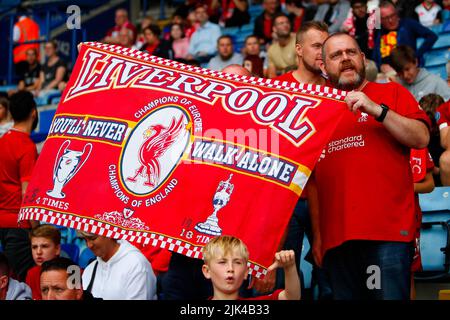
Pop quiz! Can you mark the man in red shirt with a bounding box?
[436,101,450,185]
[256,21,330,297]
[103,8,137,45]
[308,32,430,299]
[0,91,39,281]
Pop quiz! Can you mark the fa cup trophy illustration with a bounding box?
[195,174,234,236]
[47,140,92,199]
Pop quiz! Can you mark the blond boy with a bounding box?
[202,235,301,300]
[26,225,61,299]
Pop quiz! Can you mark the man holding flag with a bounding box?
[309,32,430,300]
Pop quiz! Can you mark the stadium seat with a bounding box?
[419,187,450,213]
[426,64,448,80]
[424,49,449,67]
[416,187,450,279]
[222,26,239,35]
[419,221,450,273]
[240,23,254,34]
[61,243,80,264]
[0,0,20,7]
[417,33,450,50]
[248,4,263,17]
[31,105,57,143]
[300,235,313,289]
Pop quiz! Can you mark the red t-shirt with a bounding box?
[263,17,273,42]
[25,265,41,300]
[314,81,431,258]
[410,148,434,272]
[0,129,37,228]
[274,71,296,83]
[436,101,450,129]
[106,21,137,43]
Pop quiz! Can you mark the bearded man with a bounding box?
[307,32,430,300]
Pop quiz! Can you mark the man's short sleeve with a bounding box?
[19,143,37,183]
[394,83,431,128]
[436,101,450,129]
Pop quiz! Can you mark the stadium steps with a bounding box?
[424,49,450,67]
[416,24,450,80]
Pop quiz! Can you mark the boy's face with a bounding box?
[202,248,249,296]
[399,61,419,84]
[31,237,60,266]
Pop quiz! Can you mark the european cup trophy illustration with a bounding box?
[47,140,92,199]
[195,174,234,236]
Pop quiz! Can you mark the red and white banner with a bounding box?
[20,42,347,277]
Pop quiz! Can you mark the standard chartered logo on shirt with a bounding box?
[327,134,365,155]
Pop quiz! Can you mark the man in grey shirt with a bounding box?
[208,35,243,71]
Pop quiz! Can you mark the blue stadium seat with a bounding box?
[222,26,239,36]
[60,243,80,264]
[300,235,313,289]
[0,0,20,7]
[417,187,450,279]
[249,4,263,16]
[240,23,254,34]
[424,49,449,67]
[426,64,448,80]
[430,23,444,34]
[417,32,450,49]
[31,105,57,143]
[419,187,450,213]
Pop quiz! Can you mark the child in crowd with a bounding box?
[409,147,435,299]
[419,94,446,185]
[202,235,301,300]
[25,225,61,300]
[0,97,13,137]
[415,0,442,28]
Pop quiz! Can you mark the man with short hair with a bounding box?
[242,35,267,77]
[389,45,450,102]
[0,252,32,300]
[25,224,61,299]
[17,48,41,92]
[270,21,330,299]
[276,21,329,85]
[104,8,137,45]
[186,5,222,64]
[310,32,430,299]
[341,0,376,58]
[208,35,243,71]
[40,257,99,300]
[267,14,297,78]
[373,0,437,70]
[253,0,282,45]
[0,91,39,282]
